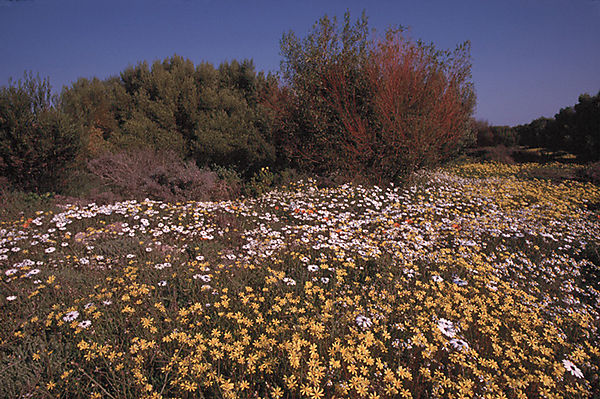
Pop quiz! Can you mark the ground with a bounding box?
[1,160,599,398]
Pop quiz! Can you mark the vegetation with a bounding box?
[516,91,600,161]
[60,56,275,174]
[0,72,80,192]
[472,91,600,163]
[471,120,518,148]
[1,161,599,398]
[1,11,478,196]
[1,11,600,398]
[267,12,475,181]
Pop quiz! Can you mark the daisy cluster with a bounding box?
[1,161,599,398]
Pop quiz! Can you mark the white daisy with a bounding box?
[44,247,56,254]
[438,318,457,338]
[283,277,296,286]
[6,295,17,301]
[562,359,584,378]
[449,338,469,351]
[193,274,211,282]
[78,320,92,329]
[356,315,372,329]
[63,311,80,322]
[25,269,41,277]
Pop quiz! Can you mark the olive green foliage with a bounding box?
[61,55,275,174]
[60,77,119,157]
[3,13,480,195]
[0,73,80,192]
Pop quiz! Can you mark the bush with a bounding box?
[60,56,276,174]
[60,77,118,158]
[0,188,56,220]
[85,149,239,202]
[244,166,275,197]
[481,145,515,164]
[268,12,475,182]
[0,73,80,192]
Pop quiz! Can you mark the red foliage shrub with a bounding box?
[322,32,475,180]
[264,14,476,182]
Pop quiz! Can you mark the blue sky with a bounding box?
[1,0,599,126]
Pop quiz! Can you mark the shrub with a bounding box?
[86,149,238,202]
[270,12,475,182]
[272,12,372,175]
[60,56,276,174]
[0,73,80,192]
[481,145,515,164]
[244,166,275,197]
[0,188,56,220]
[60,77,118,158]
[361,30,475,177]
[473,120,518,148]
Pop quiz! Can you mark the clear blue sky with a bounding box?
[1,0,599,126]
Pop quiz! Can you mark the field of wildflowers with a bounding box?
[1,161,599,398]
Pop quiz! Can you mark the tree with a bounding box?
[271,11,476,181]
[60,55,276,173]
[0,72,80,191]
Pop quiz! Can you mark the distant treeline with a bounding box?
[0,11,486,198]
[473,92,600,160]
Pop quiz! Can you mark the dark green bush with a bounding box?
[60,56,276,175]
[0,188,56,220]
[472,119,518,147]
[0,72,80,192]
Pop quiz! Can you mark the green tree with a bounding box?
[0,72,80,192]
[191,60,275,173]
[60,55,276,174]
